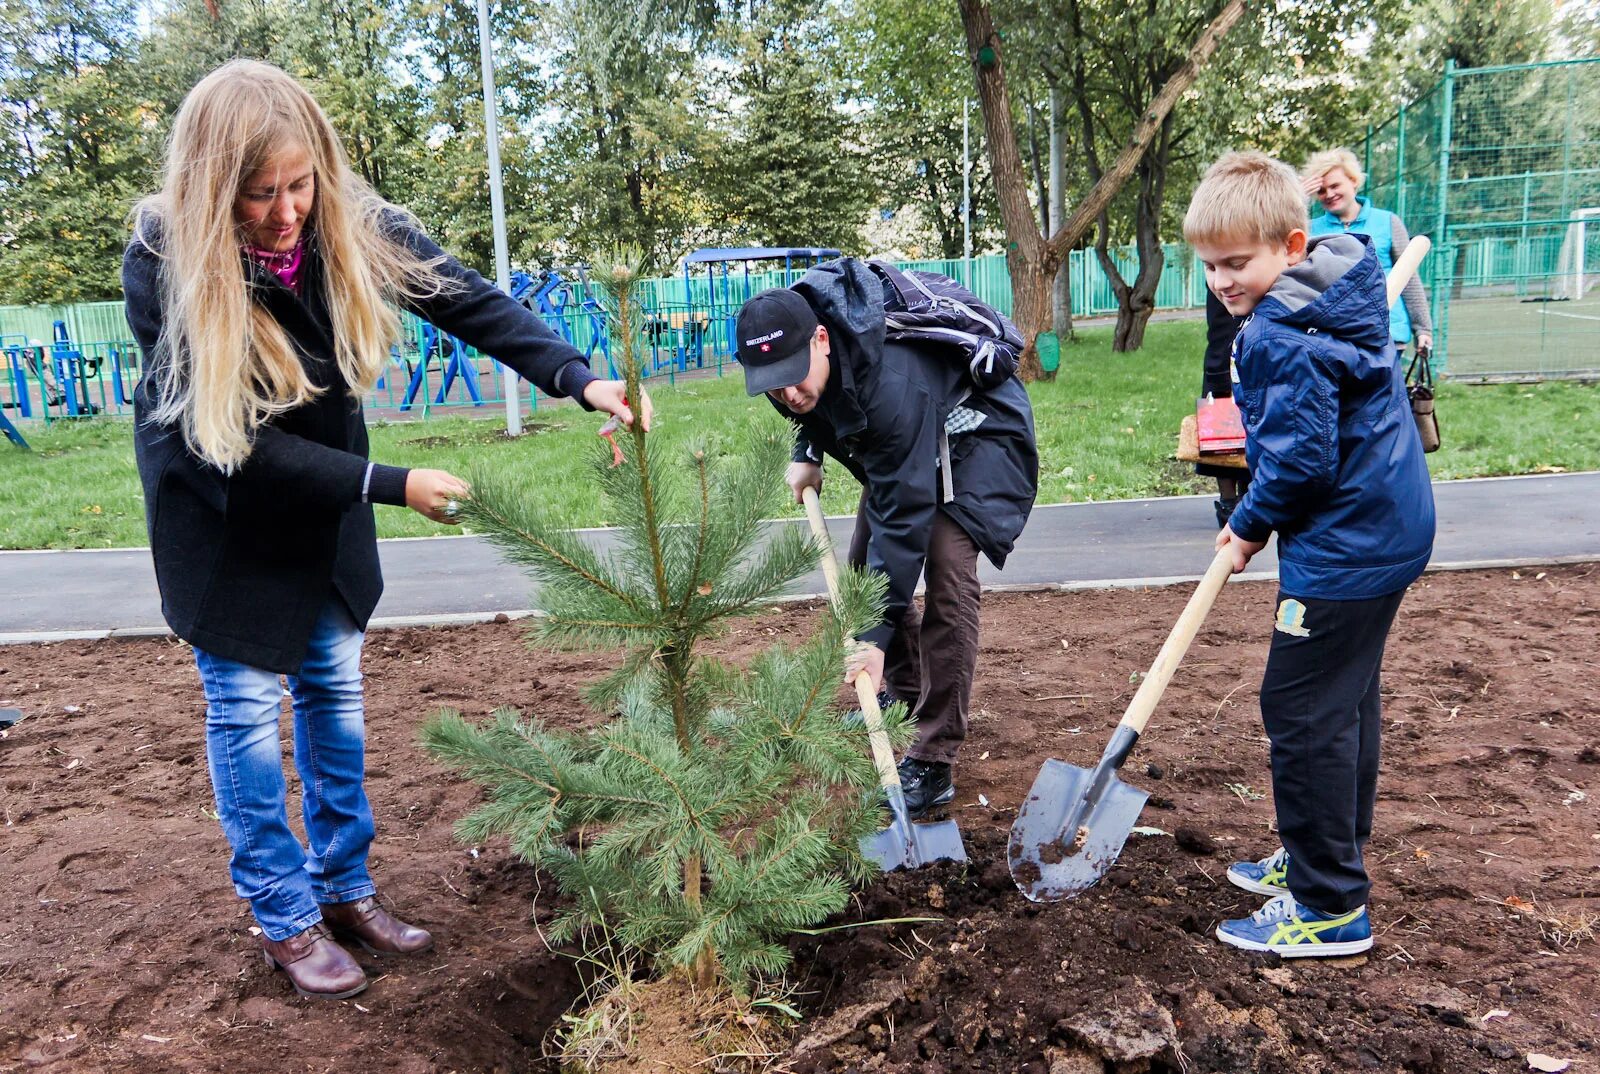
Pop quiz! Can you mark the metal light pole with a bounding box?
[962,98,972,289]
[475,0,520,436]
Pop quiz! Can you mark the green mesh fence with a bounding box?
[0,246,1212,423]
[1363,57,1600,379]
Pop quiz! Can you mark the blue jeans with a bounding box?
[193,600,376,940]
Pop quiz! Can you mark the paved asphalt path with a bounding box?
[3,472,1596,639]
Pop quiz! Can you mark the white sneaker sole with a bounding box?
[1214,927,1373,958]
[1226,869,1287,898]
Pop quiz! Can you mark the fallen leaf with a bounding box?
[1527,1054,1570,1072]
[697,582,713,596]
[1505,895,1536,912]
[977,794,990,807]
[64,758,81,770]
[1480,1009,1511,1026]
[978,751,990,760]
[1130,826,1171,837]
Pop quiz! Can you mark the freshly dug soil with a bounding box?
[2,564,1596,1073]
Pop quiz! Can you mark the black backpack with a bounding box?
[867,260,1023,392]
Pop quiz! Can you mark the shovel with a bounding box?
[1009,546,1235,901]
[1009,238,1435,903]
[801,487,967,871]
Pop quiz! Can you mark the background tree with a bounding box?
[706,0,870,252]
[423,263,901,987]
[0,0,152,303]
[957,0,1248,379]
[844,0,1002,259]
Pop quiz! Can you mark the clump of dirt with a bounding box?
[552,975,785,1074]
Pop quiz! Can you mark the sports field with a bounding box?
[1443,286,1600,380]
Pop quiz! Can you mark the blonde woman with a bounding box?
[123,60,650,1000]
[1301,147,1433,357]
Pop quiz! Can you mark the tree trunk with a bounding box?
[958,0,1056,380]
[959,0,1247,380]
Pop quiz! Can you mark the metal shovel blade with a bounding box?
[1008,758,1149,902]
[859,787,968,872]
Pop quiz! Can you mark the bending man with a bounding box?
[735,259,1038,816]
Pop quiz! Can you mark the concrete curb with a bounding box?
[2,552,1589,648]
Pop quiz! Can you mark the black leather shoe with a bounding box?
[1214,496,1240,528]
[841,689,898,730]
[897,757,955,817]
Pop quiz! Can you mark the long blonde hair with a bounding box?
[134,60,454,471]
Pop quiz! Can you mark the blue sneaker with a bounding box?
[1216,894,1373,957]
[1227,846,1289,897]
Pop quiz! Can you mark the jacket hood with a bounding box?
[1258,233,1390,352]
[791,258,888,383]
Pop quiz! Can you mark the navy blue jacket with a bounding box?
[772,258,1038,648]
[124,214,596,673]
[1227,233,1435,599]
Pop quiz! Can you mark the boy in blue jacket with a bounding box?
[1183,151,1436,957]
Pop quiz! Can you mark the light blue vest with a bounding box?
[1309,196,1410,344]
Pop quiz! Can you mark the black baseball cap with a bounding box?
[735,288,820,396]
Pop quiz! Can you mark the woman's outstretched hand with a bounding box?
[583,381,653,432]
[406,468,470,524]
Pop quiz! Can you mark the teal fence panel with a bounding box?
[0,244,1221,424]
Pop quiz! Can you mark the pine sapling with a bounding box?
[423,253,909,988]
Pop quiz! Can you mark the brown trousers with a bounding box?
[848,492,981,766]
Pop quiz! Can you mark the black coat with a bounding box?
[773,259,1038,649]
[123,217,596,673]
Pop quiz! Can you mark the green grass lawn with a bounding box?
[4,319,1598,550]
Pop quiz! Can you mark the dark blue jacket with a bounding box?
[1227,234,1435,599]
[772,258,1038,649]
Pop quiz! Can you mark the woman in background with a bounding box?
[1301,147,1434,360]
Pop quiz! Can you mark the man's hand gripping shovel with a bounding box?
[801,488,967,872]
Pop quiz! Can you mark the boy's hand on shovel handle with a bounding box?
[845,641,885,694]
[1216,524,1267,574]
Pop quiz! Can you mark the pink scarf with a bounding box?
[246,239,306,295]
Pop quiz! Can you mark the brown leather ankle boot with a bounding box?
[261,922,368,1000]
[319,895,433,955]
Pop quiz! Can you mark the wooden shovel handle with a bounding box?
[802,487,903,790]
[1387,234,1430,307]
[1118,546,1235,737]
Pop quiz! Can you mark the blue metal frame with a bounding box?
[0,407,27,449]
[680,247,841,364]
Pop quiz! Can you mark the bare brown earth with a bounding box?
[1,564,1596,1073]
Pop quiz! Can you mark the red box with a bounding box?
[1196,395,1246,454]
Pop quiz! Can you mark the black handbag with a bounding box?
[1406,346,1441,453]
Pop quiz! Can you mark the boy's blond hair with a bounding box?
[1183,151,1309,247]
[1301,147,1364,189]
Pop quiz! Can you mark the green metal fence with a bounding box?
[0,246,1213,424]
[1362,56,1600,379]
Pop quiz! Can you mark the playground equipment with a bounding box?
[512,267,616,377]
[1,323,140,421]
[396,320,485,412]
[680,247,841,365]
[0,409,27,449]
